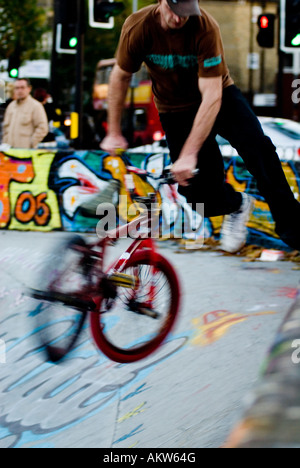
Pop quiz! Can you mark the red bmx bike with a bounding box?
[29,163,195,364]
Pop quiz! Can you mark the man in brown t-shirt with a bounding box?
[101,0,300,252]
[116,3,233,113]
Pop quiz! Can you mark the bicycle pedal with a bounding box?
[128,300,160,319]
[136,307,161,320]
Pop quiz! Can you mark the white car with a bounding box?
[216,117,300,161]
[131,117,300,161]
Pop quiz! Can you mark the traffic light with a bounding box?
[55,0,77,24]
[257,14,275,48]
[8,52,21,79]
[55,0,78,54]
[280,0,300,52]
[89,0,125,29]
[56,23,78,54]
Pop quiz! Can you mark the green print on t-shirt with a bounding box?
[146,54,198,70]
[203,55,222,68]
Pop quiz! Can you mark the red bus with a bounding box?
[93,58,164,147]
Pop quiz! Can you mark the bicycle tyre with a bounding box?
[90,250,181,363]
[31,235,89,363]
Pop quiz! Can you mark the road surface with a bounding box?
[0,231,299,448]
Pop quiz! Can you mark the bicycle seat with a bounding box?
[132,193,157,208]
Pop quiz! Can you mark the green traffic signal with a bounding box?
[282,0,300,50]
[69,36,78,48]
[291,33,300,46]
[9,68,19,78]
[8,50,21,78]
[93,1,125,23]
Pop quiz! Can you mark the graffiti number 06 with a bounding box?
[15,192,51,226]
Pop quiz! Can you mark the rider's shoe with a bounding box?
[220,193,254,254]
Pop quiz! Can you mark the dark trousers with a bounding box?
[160,85,300,249]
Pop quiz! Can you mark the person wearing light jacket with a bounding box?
[2,78,48,149]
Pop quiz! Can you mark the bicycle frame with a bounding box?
[30,161,183,364]
[89,198,161,311]
[73,161,186,312]
[85,166,182,312]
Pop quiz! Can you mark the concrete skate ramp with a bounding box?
[0,232,299,448]
[226,291,300,448]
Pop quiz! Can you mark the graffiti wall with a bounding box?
[0,147,299,248]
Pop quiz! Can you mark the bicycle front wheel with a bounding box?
[90,251,181,363]
[30,235,90,363]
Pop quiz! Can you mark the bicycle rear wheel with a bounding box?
[30,235,90,363]
[90,251,181,363]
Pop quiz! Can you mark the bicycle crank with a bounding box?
[29,288,96,311]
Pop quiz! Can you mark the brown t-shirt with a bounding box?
[116,5,234,113]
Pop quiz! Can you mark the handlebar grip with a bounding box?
[163,168,199,185]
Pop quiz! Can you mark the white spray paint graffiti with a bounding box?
[0,339,6,364]
[57,159,111,218]
[0,301,189,447]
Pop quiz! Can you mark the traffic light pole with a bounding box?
[74,0,85,148]
[292,52,300,120]
[293,52,300,77]
[52,0,125,148]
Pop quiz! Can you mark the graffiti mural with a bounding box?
[191,309,276,347]
[0,148,299,248]
[0,295,189,448]
[0,149,61,231]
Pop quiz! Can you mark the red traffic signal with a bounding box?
[257,13,275,48]
[259,15,269,29]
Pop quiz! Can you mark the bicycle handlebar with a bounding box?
[160,167,199,185]
[114,149,199,185]
[125,165,199,185]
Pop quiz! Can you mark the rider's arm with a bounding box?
[171,75,223,187]
[100,64,132,153]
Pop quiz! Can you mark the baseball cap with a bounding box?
[167,0,201,17]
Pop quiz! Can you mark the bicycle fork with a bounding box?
[107,238,161,319]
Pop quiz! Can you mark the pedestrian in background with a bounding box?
[0,82,16,109]
[33,88,60,124]
[2,78,48,149]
